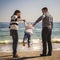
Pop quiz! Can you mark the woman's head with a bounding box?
[13,10,21,18]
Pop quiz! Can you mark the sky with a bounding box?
[0,0,60,22]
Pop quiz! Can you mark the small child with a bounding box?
[23,21,33,48]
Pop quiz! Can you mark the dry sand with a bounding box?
[0,51,60,60]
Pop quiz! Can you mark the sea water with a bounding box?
[0,22,60,42]
[0,22,60,52]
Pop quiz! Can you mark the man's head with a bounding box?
[41,7,48,14]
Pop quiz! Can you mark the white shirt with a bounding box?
[24,22,33,34]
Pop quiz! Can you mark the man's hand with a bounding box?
[33,23,35,27]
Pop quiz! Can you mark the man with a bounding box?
[33,7,53,56]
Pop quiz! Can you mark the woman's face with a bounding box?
[17,12,21,18]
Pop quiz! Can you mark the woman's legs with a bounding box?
[11,30,18,57]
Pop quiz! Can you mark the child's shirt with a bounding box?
[24,22,33,34]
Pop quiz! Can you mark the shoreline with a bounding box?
[0,42,60,53]
[0,39,60,44]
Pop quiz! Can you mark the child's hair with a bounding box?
[27,22,32,25]
[11,10,21,18]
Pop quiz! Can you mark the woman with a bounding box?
[9,10,25,58]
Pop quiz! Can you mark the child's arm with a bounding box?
[23,20,28,27]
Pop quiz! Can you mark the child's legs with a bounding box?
[23,32,28,42]
[23,32,31,47]
[27,33,31,45]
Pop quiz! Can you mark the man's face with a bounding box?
[42,10,47,14]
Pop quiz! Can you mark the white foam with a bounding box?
[0,38,60,44]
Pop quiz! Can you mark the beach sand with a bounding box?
[0,51,60,60]
[0,41,60,60]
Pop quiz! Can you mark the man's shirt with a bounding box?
[33,12,53,29]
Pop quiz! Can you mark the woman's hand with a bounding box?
[23,20,26,22]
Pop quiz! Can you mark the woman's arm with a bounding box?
[18,18,25,22]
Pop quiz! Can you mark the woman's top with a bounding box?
[9,15,23,30]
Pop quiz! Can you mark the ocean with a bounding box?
[0,22,60,43]
[0,22,60,52]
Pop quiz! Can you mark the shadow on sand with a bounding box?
[0,55,40,60]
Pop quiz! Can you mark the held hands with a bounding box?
[23,20,26,22]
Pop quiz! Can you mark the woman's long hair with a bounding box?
[11,10,21,18]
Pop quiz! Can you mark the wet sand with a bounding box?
[0,43,60,52]
[0,41,60,60]
[0,51,60,60]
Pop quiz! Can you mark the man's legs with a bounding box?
[41,28,47,55]
[47,30,52,55]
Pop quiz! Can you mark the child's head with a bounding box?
[26,23,33,29]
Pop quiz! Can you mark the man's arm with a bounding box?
[33,15,45,26]
[51,17,53,29]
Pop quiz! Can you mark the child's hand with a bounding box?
[23,20,26,22]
